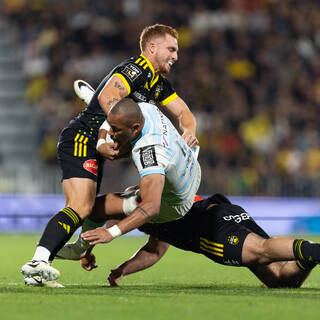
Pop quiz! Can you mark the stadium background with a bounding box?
[1,0,320,234]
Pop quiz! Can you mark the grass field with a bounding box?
[2,234,320,320]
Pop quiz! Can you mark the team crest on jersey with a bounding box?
[140,146,158,168]
[154,84,162,100]
[122,64,142,81]
[83,159,98,176]
[227,235,239,245]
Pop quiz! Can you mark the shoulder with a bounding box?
[114,56,149,79]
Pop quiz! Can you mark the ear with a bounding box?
[147,41,156,55]
[132,123,141,135]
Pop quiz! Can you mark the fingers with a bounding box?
[97,142,120,160]
[108,268,123,286]
[82,228,104,245]
[80,251,98,271]
[82,227,113,244]
[182,134,199,148]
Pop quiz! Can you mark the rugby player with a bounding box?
[83,193,318,288]
[21,24,198,283]
[21,86,201,284]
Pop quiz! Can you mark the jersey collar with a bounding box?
[140,54,156,83]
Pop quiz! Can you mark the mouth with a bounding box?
[168,61,173,67]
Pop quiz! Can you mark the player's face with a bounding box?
[154,34,178,74]
[107,113,136,148]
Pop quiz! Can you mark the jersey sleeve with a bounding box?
[112,61,147,96]
[159,77,179,106]
[132,145,168,178]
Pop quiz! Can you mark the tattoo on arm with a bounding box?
[106,98,119,107]
[114,81,125,91]
[137,206,151,220]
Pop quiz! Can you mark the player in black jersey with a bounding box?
[21,24,198,284]
[77,193,319,288]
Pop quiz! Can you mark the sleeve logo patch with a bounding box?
[122,64,142,81]
[140,146,158,168]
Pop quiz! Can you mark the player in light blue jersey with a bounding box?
[80,98,201,245]
[129,102,201,223]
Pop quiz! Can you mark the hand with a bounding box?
[81,227,114,245]
[182,132,199,148]
[80,252,98,271]
[108,267,124,286]
[97,142,119,160]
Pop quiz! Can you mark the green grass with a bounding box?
[2,234,320,320]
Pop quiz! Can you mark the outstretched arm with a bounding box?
[164,97,198,148]
[81,173,165,244]
[108,236,170,286]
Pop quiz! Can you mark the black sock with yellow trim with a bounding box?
[293,239,319,269]
[39,207,82,260]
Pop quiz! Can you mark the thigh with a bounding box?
[57,127,105,192]
[199,205,269,267]
[62,177,97,218]
[199,221,250,267]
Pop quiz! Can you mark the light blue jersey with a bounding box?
[130,102,201,223]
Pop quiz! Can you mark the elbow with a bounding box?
[150,204,160,218]
[98,93,104,108]
[142,204,160,219]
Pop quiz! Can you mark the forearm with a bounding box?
[179,109,197,135]
[115,202,159,236]
[120,247,162,276]
[117,238,169,277]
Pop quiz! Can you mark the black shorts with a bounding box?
[57,127,105,192]
[139,194,270,267]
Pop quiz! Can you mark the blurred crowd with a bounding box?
[2,0,320,196]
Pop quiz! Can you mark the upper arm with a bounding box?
[139,174,165,214]
[98,75,129,114]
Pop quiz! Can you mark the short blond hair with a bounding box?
[139,24,178,52]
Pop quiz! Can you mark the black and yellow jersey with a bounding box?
[66,54,178,137]
[84,54,178,117]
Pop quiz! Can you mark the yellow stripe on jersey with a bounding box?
[200,241,223,253]
[150,75,159,88]
[113,73,131,95]
[140,54,155,82]
[135,57,142,64]
[200,237,224,248]
[78,135,84,157]
[160,92,178,106]
[139,60,147,67]
[200,244,223,257]
[83,137,88,157]
[73,133,80,156]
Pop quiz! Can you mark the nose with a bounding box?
[172,52,178,62]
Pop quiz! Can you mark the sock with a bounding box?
[296,259,316,271]
[35,207,82,262]
[52,218,106,261]
[32,246,51,262]
[293,239,320,267]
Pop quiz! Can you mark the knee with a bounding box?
[257,238,274,264]
[67,202,94,219]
